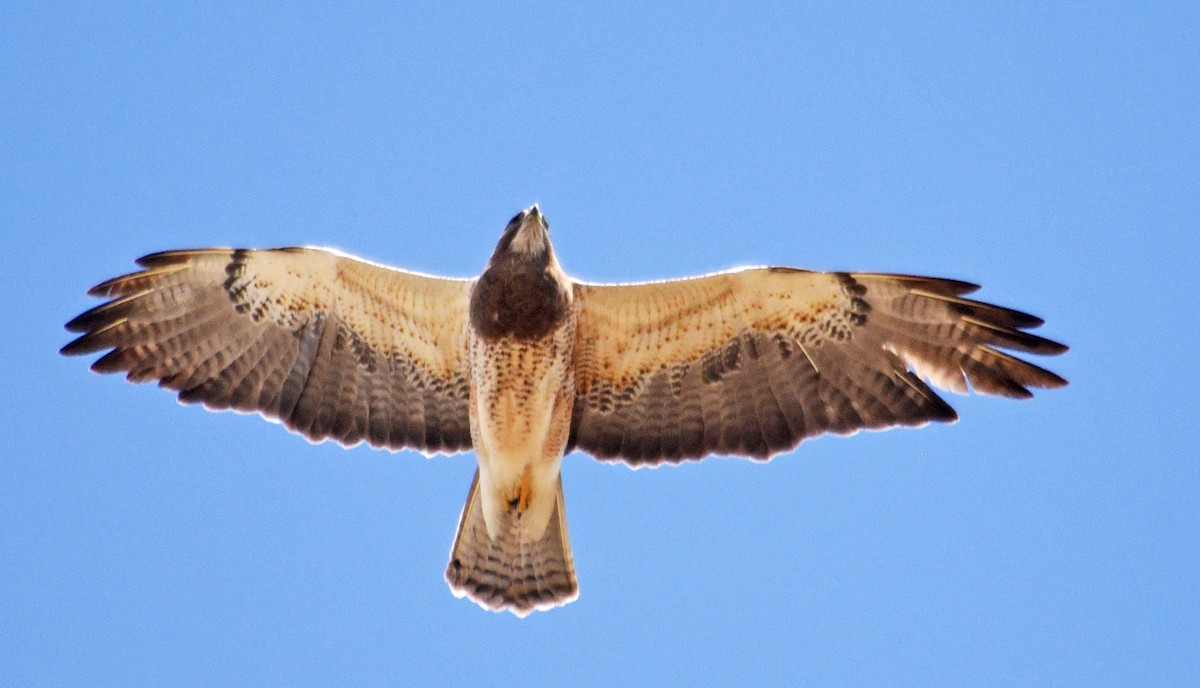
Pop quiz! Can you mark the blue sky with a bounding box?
[2,3,1196,686]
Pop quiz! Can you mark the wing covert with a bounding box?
[568,268,1066,466]
[62,247,474,454]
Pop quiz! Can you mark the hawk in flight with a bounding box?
[62,206,1067,615]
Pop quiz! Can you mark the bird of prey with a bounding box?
[61,205,1067,616]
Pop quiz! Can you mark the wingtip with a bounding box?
[86,280,118,298]
[1040,370,1070,389]
[1046,340,1069,355]
[64,299,120,332]
[134,249,199,267]
[58,339,84,356]
[931,398,960,424]
[60,333,104,357]
[64,314,88,333]
[944,279,982,295]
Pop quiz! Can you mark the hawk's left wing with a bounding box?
[568,268,1066,465]
[62,247,474,454]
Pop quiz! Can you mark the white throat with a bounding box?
[511,226,547,256]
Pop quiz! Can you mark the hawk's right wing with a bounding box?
[62,247,474,454]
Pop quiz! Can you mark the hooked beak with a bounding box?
[522,204,545,229]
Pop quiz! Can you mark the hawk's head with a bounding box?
[471,205,572,341]
[491,204,552,262]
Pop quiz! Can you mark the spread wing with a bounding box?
[62,247,474,454]
[568,268,1067,465]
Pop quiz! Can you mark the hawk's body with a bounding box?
[452,212,580,609]
[62,205,1067,615]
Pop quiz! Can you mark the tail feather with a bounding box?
[445,470,578,616]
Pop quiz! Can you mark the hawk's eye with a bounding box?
[508,211,525,227]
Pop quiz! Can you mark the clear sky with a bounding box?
[2,3,1196,687]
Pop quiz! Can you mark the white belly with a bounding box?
[473,362,562,484]
[468,325,576,540]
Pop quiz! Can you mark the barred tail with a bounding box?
[445,470,578,616]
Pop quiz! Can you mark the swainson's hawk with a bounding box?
[62,206,1067,615]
